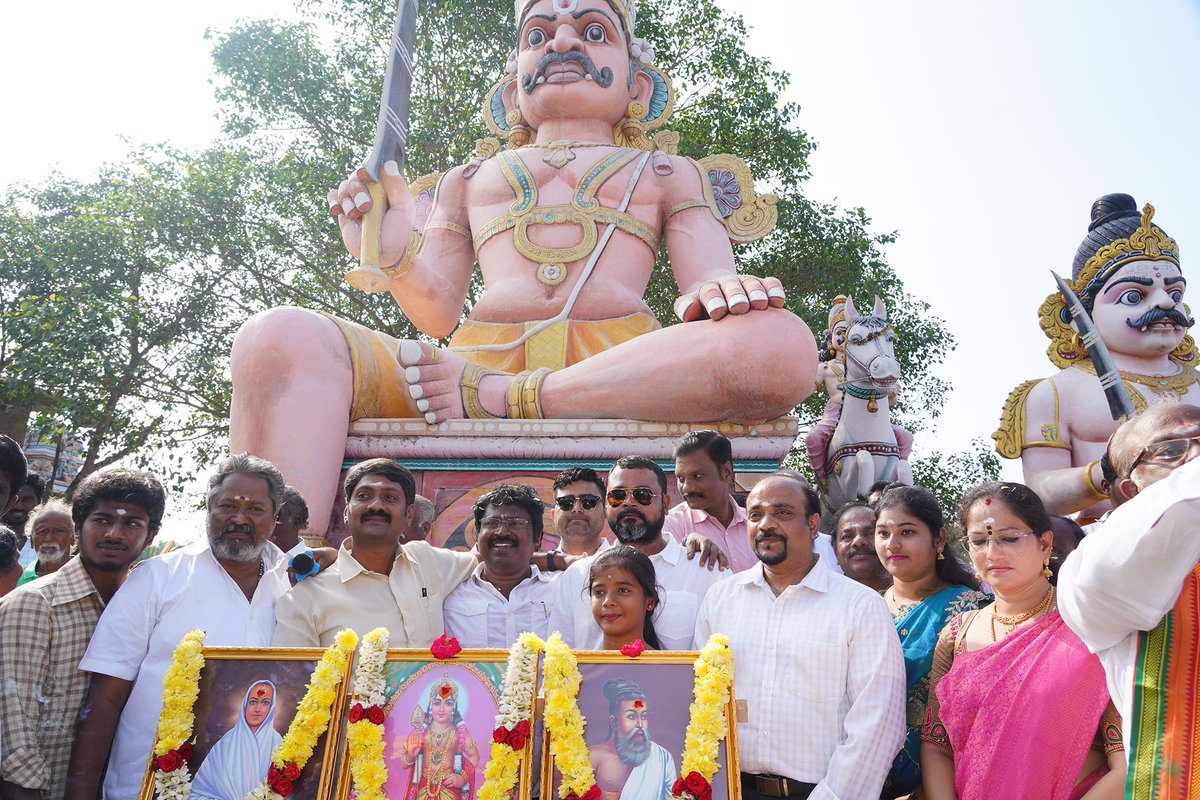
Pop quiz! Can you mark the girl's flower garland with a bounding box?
[345,627,391,800]
[478,632,544,800]
[248,628,359,799]
[152,629,206,800]
[542,634,599,800]
[672,634,735,800]
[148,629,358,800]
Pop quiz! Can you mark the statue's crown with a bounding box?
[1077,204,1179,295]
[828,295,849,330]
[516,0,637,34]
[429,672,459,704]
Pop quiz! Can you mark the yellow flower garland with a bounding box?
[679,634,734,781]
[478,632,544,800]
[542,634,597,798]
[272,629,358,769]
[154,629,206,756]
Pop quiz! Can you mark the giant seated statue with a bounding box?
[994,194,1198,522]
[229,0,817,536]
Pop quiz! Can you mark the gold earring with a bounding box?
[937,547,945,561]
[1042,558,1053,578]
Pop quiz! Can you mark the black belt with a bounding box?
[741,773,816,798]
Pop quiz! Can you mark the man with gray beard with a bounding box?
[65,453,292,800]
[588,679,676,800]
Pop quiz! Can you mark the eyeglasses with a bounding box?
[1128,435,1200,475]
[479,516,532,533]
[965,531,1040,552]
[554,494,601,511]
[606,487,659,507]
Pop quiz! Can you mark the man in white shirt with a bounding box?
[549,456,721,650]
[445,484,557,647]
[1059,403,1200,792]
[273,458,478,648]
[65,453,292,800]
[695,472,905,800]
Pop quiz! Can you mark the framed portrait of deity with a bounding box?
[333,649,539,800]
[540,652,741,800]
[138,647,352,800]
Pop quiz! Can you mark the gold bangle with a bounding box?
[425,220,471,238]
[381,231,423,280]
[506,371,533,419]
[520,368,552,419]
[1082,460,1106,500]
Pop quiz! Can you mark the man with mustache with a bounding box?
[996,193,1199,523]
[2,473,45,569]
[695,472,904,799]
[549,455,721,650]
[0,468,164,800]
[66,454,291,800]
[832,500,891,592]
[588,678,676,800]
[14,499,73,586]
[444,484,556,647]
[665,431,756,571]
[273,458,480,647]
[1059,403,1200,797]
[550,467,611,559]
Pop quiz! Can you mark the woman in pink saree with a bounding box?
[920,482,1125,800]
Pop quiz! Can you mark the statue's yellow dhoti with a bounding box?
[322,312,659,419]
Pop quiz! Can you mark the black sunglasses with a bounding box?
[554,493,601,511]
[606,487,659,507]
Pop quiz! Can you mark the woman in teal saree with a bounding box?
[875,486,986,799]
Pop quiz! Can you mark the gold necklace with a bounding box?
[526,140,621,169]
[1073,360,1200,402]
[990,586,1054,641]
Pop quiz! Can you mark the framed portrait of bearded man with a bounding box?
[541,653,741,800]
[333,649,539,800]
[138,647,352,800]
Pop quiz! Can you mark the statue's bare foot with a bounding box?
[397,341,510,422]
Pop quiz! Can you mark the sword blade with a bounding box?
[363,0,419,182]
[1051,270,1138,420]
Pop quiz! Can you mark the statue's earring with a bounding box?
[626,100,648,122]
[505,108,533,148]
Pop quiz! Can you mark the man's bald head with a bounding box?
[1107,402,1200,501]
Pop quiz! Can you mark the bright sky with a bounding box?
[3,0,1198,502]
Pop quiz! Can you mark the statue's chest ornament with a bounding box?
[474,148,659,286]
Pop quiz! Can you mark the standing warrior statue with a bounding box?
[229,0,817,535]
[994,193,1199,521]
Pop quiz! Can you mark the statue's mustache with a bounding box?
[521,51,613,93]
[1126,305,1195,331]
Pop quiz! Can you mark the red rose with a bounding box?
[157,751,182,773]
[366,705,386,725]
[282,761,301,781]
[431,634,463,659]
[509,733,526,750]
[178,742,193,760]
[514,719,531,737]
[581,785,601,800]
[619,639,644,657]
[684,771,711,800]
[268,764,281,782]
[493,726,511,744]
[349,702,365,723]
[272,777,294,796]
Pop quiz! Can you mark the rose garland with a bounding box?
[248,629,359,799]
[542,634,600,800]
[345,627,391,800]
[151,629,206,799]
[478,632,544,800]
[671,634,735,800]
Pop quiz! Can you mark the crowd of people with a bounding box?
[0,408,1196,799]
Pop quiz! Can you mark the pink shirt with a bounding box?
[663,496,758,572]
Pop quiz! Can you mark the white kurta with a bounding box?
[616,740,676,800]
[78,540,288,800]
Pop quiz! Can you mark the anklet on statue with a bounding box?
[461,362,507,419]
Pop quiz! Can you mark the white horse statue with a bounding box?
[818,295,913,511]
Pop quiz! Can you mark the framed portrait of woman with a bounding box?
[333,649,539,800]
[540,652,741,800]
[138,647,352,800]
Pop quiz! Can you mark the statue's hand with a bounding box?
[327,160,415,267]
[442,774,468,789]
[673,275,786,322]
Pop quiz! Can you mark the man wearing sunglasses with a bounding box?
[1059,403,1200,795]
[549,467,612,561]
[549,455,723,650]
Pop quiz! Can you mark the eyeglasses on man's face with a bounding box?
[554,493,601,511]
[605,487,659,507]
[1128,435,1200,476]
[479,516,532,533]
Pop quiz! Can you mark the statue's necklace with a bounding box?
[1073,360,1199,402]
[527,140,617,169]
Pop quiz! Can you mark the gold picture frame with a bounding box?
[332,648,539,800]
[138,646,354,800]
[540,650,741,800]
